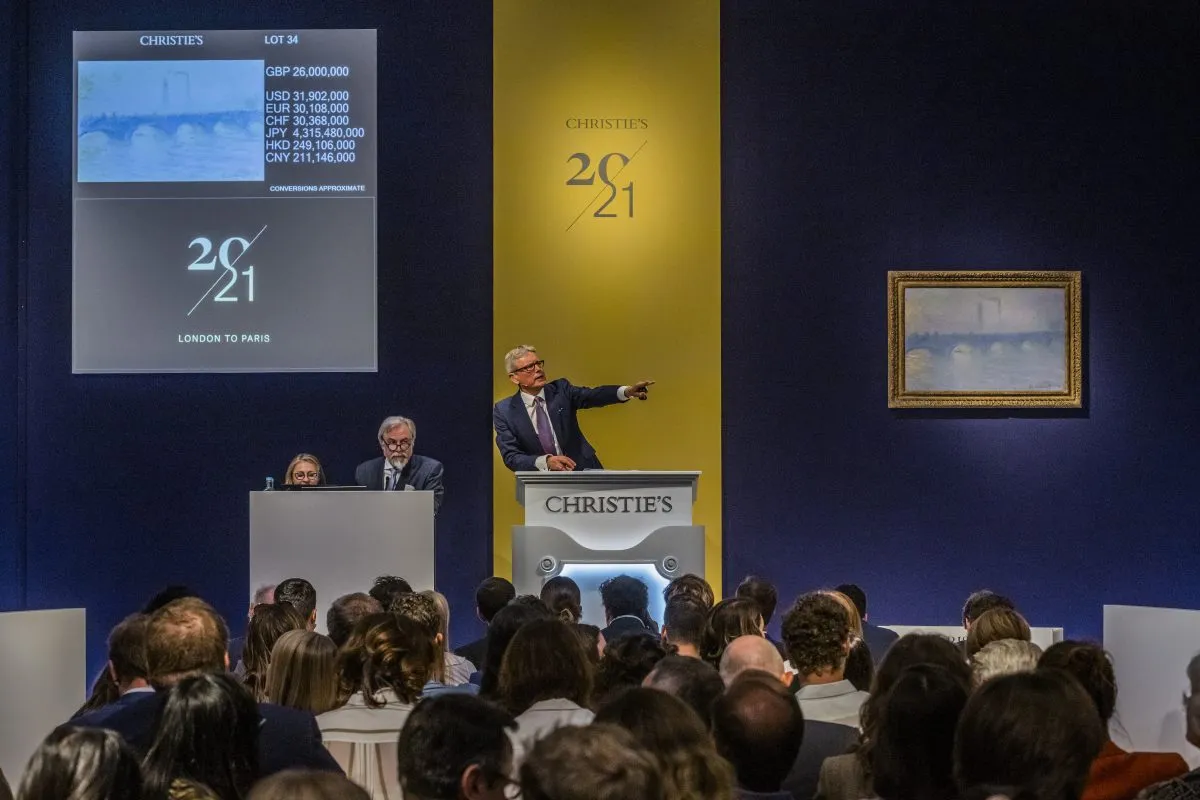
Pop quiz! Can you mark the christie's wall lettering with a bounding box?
[545,495,674,514]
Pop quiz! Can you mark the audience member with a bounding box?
[712,670,804,800]
[595,687,736,799]
[320,613,435,797]
[230,584,277,673]
[142,585,199,614]
[593,632,668,706]
[782,591,869,727]
[242,603,306,701]
[954,669,1105,800]
[326,592,383,649]
[246,770,371,800]
[971,639,1043,687]
[663,596,707,658]
[961,590,1016,630]
[391,592,461,694]
[737,575,787,657]
[477,602,552,698]
[266,630,340,716]
[1039,641,1187,800]
[704,598,766,668]
[575,623,603,663]
[73,613,150,719]
[720,634,790,687]
[1137,653,1200,800]
[17,727,142,800]
[284,453,325,486]
[454,577,516,669]
[824,590,865,639]
[599,575,655,643]
[815,633,972,800]
[499,619,595,760]
[422,589,477,686]
[665,573,716,610]
[510,594,552,613]
[871,665,970,800]
[72,597,340,776]
[643,655,725,729]
[844,637,876,691]
[836,583,899,664]
[540,576,583,623]
[964,607,1032,658]
[397,694,517,800]
[519,724,664,800]
[368,575,413,610]
[275,578,318,631]
[142,673,259,800]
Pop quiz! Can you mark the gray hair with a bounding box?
[377,415,416,443]
[971,638,1043,687]
[504,345,538,374]
[719,634,785,686]
[251,584,276,605]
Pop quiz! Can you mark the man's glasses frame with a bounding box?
[509,359,545,376]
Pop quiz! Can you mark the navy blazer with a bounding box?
[782,719,859,800]
[862,624,899,664]
[493,378,624,472]
[71,690,342,777]
[354,454,444,514]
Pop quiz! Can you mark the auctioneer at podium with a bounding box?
[493,344,653,472]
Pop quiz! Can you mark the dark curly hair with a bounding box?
[1038,641,1116,722]
[593,632,667,706]
[336,613,433,706]
[781,592,852,677]
[702,598,763,668]
[599,575,649,621]
[664,574,715,610]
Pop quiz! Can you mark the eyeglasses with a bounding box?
[510,359,545,375]
[291,471,320,480]
[382,438,413,451]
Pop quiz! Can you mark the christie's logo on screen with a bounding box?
[545,495,673,514]
[138,35,205,46]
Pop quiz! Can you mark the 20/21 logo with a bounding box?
[186,226,266,317]
[565,148,643,230]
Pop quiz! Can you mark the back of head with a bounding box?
[520,724,664,800]
[719,634,785,686]
[243,603,306,700]
[397,694,517,800]
[972,639,1043,688]
[478,602,552,698]
[142,585,199,614]
[327,592,383,648]
[704,598,764,666]
[737,575,780,625]
[247,770,370,800]
[663,597,707,650]
[275,578,317,625]
[338,612,434,704]
[835,583,868,621]
[594,632,667,705]
[143,672,260,800]
[962,590,1016,627]
[845,637,876,691]
[781,592,852,678]
[964,608,1032,658]
[595,687,735,800]
[712,670,804,793]
[266,630,340,715]
[664,574,715,610]
[824,590,864,637]
[645,655,725,729]
[954,669,1105,800]
[368,575,412,610]
[498,618,593,714]
[421,590,452,641]
[540,576,583,623]
[107,613,149,686]
[1038,641,1116,722]
[476,576,516,623]
[145,597,229,688]
[18,726,143,800]
[872,664,971,800]
[599,575,650,621]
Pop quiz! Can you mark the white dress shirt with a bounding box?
[521,387,631,471]
[795,679,870,728]
[510,698,595,766]
[317,689,414,799]
[443,652,476,686]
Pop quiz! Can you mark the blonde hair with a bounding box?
[971,639,1043,687]
[266,630,340,715]
[284,454,325,485]
[823,590,864,638]
[965,608,1031,658]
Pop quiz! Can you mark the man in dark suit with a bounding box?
[354,415,444,513]
[454,576,516,669]
[73,596,341,777]
[71,612,154,723]
[493,345,652,472]
[836,583,900,665]
[599,575,655,643]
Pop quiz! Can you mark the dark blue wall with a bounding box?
[2,1,1198,680]
[722,0,1200,638]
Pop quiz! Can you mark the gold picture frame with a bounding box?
[887,270,1082,408]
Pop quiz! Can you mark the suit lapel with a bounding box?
[509,392,540,452]
[545,382,568,446]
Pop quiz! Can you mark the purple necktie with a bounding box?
[533,397,557,455]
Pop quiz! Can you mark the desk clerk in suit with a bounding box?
[355,415,445,513]
[493,345,653,472]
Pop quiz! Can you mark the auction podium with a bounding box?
[512,471,703,626]
[249,491,434,633]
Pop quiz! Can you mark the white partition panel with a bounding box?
[0,609,87,786]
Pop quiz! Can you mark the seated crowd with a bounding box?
[7,578,1200,800]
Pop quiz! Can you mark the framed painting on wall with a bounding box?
[887,271,1082,408]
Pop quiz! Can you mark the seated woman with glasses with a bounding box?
[284,453,325,486]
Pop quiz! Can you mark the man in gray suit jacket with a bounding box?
[355,415,444,514]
